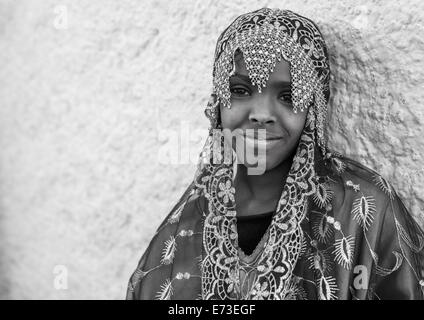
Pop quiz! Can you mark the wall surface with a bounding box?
[0,0,423,299]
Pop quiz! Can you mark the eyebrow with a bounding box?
[230,72,291,87]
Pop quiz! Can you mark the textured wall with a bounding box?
[0,0,423,299]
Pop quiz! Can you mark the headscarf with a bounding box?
[127,7,424,300]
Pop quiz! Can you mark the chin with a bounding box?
[235,142,296,173]
[238,154,283,174]
[262,156,284,172]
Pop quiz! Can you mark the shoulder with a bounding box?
[134,187,205,268]
[324,150,398,218]
[154,186,205,237]
[319,151,421,258]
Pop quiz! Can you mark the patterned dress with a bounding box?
[126,152,424,300]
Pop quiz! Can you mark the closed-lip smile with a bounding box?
[242,132,284,149]
[244,132,284,141]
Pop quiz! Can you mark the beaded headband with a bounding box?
[205,8,331,156]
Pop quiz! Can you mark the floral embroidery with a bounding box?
[293,149,307,171]
[251,282,270,300]
[224,268,239,294]
[218,179,235,204]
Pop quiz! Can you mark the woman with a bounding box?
[126,8,424,300]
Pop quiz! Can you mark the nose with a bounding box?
[248,95,277,126]
[249,114,276,125]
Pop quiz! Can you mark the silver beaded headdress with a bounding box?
[205,8,331,156]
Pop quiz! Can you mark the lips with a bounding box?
[244,131,284,141]
[242,134,284,150]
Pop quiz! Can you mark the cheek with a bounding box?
[281,112,307,137]
[220,104,248,129]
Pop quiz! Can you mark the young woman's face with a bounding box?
[220,52,308,172]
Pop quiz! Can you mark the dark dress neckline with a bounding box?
[236,211,274,256]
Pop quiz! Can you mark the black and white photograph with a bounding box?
[0,0,423,304]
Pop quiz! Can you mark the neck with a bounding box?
[234,151,295,203]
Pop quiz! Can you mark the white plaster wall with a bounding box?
[0,0,423,299]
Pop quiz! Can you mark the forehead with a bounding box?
[233,51,291,83]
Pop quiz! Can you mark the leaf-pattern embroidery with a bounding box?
[373,174,395,201]
[161,236,177,265]
[312,213,334,243]
[318,276,338,300]
[279,279,307,300]
[313,182,334,209]
[333,235,355,269]
[155,278,174,300]
[351,195,376,231]
[299,233,308,257]
[395,218,424,253]
[167,201,185,224]
[307,250,333,274]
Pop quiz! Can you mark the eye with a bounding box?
[230,86,251,97]
[279,92,293,104]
